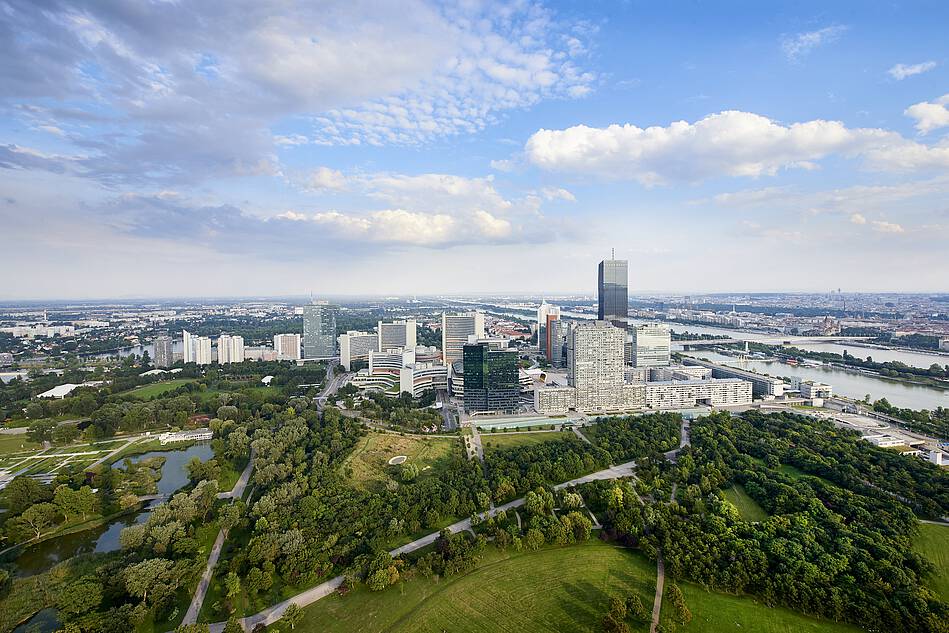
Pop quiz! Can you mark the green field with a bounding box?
[342,432,459,490]
[481,430,573,453]
[914,523,949,602]
[0,433,41,456]
[281,540,657,633]
[124,379,197,399]
[662,580,863,633]
[723,484,769,522]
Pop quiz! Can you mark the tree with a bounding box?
[5,476,51,513]
[14,502,60,540]
[282,603,303,630]
[626,594,650,622]
[225,571,241,601]
[54,484,79,522]
[27,419,57,443]
[57,579,103,616]
[176,625,211,633]
[223,618,243,633]
[125,558,176,606]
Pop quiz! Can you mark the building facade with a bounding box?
[568,320,626,412]
[441,311,485,365]
[217,334,245,364]
[597,257,628,327]
[303,303,339,359]
[339,330,379,371]
[630,323,671,367]
[378,319,417,351]
[153,336,174,368]
[273,333,301,361]
[182,330,212,365]
[643,379,752,409]
[462,342,520,413]
[682,358,785,398]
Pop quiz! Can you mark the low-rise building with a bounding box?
[643,378,752,410]
[158,428,213,445]
[798,379,833,399]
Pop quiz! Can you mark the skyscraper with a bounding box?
[545,311,560,361]
[548,319,567,368]
[303,303,339,359]
[462,341,519,413]
[154,335,174,368]
[598,256,628,328]
[378,319,417,350]
[630,323,671,367]
[567,320,625,412]
[273,333,302,361]
[441,312,485,365]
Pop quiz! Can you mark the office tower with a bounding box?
[378,319,417,351]
[568,320,625,412]
[441,311,485,365]
[462,341,519,413]
[630,323,671,367]
[273,333,302,361]
[545,309,561,361]
[537,300,552,350]
[548,319,567,367]
[217,334,245,364]
[303,302,339,359]
[339,330,379,371]
[193,335,212,365]
[154,336,174,368]
[598,256,629,328]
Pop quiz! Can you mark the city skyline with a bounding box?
[2,1,949,299]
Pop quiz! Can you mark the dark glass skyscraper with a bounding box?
[462,342,519,413]
[598,257,628,328]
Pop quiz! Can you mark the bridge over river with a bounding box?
[674,335,875,348]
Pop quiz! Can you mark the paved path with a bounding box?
[217,448,256,500]
[650,553,665,633]
[212,457,642,630]
[572,426,591,444]
[183,526,230,625]
[468,424,484,461]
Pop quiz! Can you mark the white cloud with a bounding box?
[306,167,348,191]
[888,61,937,80]
[849,213,867,225]
[904,94,949,134]
[525,109,949,183]
[781,25,848,61]
[490,159,516,172]
[871,220,905,233]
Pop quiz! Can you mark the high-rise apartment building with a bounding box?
[537,300,558,351]
[217,334,245,364]
[630,323,671,367]
[303,303,339,359]
[153,335,174,368]
[597,257,628,328]
[462,341,519,413]
[273,333,301,361]
[568,320,626,412]
[378,319,417,351]
[182,330,211,365]
[441,311,485,365]
[339,330,379,371]
[544,307,561,361]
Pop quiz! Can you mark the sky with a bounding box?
[1,0,948,300]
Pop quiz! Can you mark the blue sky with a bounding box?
[1,0,948,299]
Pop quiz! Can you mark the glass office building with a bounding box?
[303,303,339,358]
[462,342,519,413]
[598,258,629,328]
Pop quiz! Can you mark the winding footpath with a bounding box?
[211,457,641,632]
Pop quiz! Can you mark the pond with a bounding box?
[12,443,214,578]
[12,608,61,633]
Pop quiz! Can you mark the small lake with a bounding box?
[12,608,61,633]
[113,442,214,497]
[12,443,214,578]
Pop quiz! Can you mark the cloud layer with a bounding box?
[523,109,949,184]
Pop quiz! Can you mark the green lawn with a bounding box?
[661,580,863,633]
[341,432,459,490]
[0,433,41,456]
[481,430,574,453]
[124,379,197,399]
[280,540,657,633]
[723,484,769,522]
[914,523,949,602]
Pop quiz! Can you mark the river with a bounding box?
[12,443,214,578]
[684,350,948,411]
